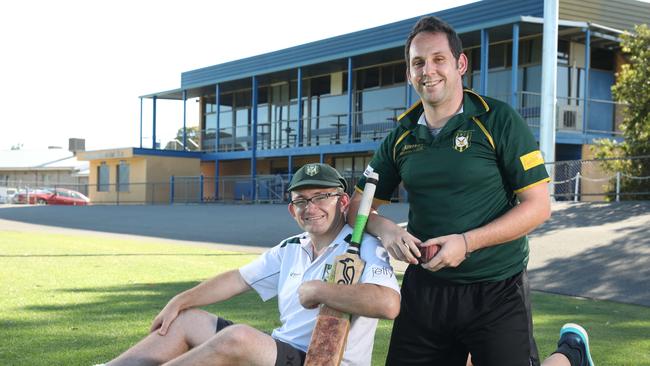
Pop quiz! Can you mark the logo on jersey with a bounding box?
[398,143,425,158]
[322,263,333,282]
[305,164,320,176]
[453,130,472,152]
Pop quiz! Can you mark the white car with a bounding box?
[0,187,18,204]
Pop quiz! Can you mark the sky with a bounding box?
[1,0,479,151]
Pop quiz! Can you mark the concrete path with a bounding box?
[1,201,648,306]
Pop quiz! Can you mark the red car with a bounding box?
[14,188,90,206]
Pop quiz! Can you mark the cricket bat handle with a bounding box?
[349,172,378,247]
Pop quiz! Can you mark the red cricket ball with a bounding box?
[417,244,441,264]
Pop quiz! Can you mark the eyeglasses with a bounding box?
[290,192,342,209]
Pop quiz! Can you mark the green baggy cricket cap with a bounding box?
[287,163,348,192]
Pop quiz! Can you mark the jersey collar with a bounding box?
[299,225,353,256]
[397,88,490,131]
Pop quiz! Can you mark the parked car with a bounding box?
[0,187,18,203]
[13,188,90,206]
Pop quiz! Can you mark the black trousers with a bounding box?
[386,268,539,366]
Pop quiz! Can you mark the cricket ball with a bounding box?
[417,244,441,264]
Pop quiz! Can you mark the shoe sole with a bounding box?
[560,323,594,366]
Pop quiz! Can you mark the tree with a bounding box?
[165,126,201,151]
[592,24,650,200]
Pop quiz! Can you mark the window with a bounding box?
[97,163,109,192]
[117,161,130,192]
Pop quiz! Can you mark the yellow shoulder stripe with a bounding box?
[464,89,490,112]
[393,130,411,161]
[520,150,545,171]
[513,177,551,194]
[472,117,495,150]
[397,100,422,121]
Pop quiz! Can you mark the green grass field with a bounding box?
[1,231,649,365]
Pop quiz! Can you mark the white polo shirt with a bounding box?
[239,224,400,366]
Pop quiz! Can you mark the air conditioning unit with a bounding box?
[556,105,583,131]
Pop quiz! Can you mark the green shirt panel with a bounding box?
[356,90,549,283]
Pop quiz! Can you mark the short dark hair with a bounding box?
[404,16,463,67]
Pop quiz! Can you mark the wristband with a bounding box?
[462,233,471,259]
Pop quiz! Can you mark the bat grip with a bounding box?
[350,173,378,245]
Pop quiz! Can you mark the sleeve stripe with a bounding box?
[247,271,280,286]
[513,177,551,194]
[472,117,495,150]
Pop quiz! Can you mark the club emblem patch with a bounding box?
[305,164,319,176]
[453,130,472,152]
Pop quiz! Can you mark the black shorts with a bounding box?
[216,318,306,366]
[386,268,539,366]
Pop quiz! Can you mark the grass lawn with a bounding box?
[1,231,649,365]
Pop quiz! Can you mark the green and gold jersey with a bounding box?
[356,89,550,283]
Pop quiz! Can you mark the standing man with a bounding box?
[101,163,400,366]
[349,16,591,366]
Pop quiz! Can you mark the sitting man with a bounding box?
[100,163,401,366]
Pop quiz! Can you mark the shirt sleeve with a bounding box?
[355,131,402,202]
[358,234,400,294]
[493,106,550,193]
[239,244,282,301]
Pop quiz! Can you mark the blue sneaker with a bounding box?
[558,323,594,366]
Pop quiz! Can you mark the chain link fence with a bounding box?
[2,157,648,205]
[549,156,650,201]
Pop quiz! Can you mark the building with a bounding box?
[0,139,89,194]
[82,0,650,202]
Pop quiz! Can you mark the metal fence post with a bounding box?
[616,172,621,202]
[200,175,204,203]
[573,172,580,202]
[170,176,175,205]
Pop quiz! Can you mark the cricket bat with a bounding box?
[304,172,379,366]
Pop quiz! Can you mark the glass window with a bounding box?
[489,43,506,69]
[205,113,217,131]
[97,163,109,192]
[310,75,330,96]
[235,108,250,150]
[117,161,130,192]
[591,48,615,71]
[558,40,570,66]
[357,67,380,90]
[394,63,406,83]
[519,38,542,65]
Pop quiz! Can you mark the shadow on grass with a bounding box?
[531,292,650,364]
[2,281,280,366]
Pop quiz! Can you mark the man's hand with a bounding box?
[348,191,422,264]
[380,224,423,264]
[298,280,325,309]
[421,234,467,272]
[150,299,183,336]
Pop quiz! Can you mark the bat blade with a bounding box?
[305,173,378,366]
[305,252,365,366]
